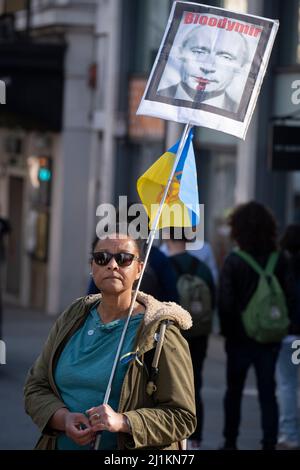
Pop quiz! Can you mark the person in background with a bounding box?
[276,224,300,450]
[0,207,11,338]
[24,225,196,450]
[218,201,294,450]
[0,211,11,267]
[166,228,215,450]
[161,238,219,285]
[88,242,179,303]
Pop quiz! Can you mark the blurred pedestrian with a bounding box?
[161,238,219,285]
[166,228,215,450]
[24,225,196,450]
[276,224,300,450]
[0,212,11,266]
[218,201,294,450]
[0,209,11,338]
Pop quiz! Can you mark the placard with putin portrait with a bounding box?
[137,1,279,140]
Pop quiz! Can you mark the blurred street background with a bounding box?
[0,0,299,316]
[0,0,300,451]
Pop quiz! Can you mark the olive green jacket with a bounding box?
[24,292,196,450]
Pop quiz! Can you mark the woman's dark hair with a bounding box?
[280,224,300,255]
[228,201,278,254]
[91,224,146,261]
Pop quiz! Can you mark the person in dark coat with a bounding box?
[218,201,295,450]
[0,216,11,265]
[0,211,11,338]
[166,228,216,450]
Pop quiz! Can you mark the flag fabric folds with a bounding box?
[137,128,200,229]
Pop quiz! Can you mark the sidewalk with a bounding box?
[0,303,263,450]
[0,304,57,450]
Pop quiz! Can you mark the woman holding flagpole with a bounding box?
[24,225,196,450]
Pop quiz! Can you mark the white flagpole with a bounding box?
[93,122,193,450]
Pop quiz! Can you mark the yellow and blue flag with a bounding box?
[137,128,199,229]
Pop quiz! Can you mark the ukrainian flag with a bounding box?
[137,128,200,229]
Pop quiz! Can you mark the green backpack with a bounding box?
[236,250,290,343]
[172,257,212,338]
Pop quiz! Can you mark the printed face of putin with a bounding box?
[179,25,249,100]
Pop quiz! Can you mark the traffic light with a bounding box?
[38,157,52,182]
[37,157,52,206]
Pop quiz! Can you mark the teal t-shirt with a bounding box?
[54,303,144,450]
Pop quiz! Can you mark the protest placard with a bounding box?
[137,1,279,139]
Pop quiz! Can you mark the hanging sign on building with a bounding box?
[137,1,279,139]
[128,77,165,140]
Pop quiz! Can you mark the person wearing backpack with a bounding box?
[218,201,294,450]
[166,228,216,450]
[276,225,300,449]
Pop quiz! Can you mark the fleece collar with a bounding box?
[135,291,192,330]
[83,291,192,331]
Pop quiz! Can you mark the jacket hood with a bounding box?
[136,291,192,330]
[83,291,192,331]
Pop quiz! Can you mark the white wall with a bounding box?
[47,27,96,313]
[92,0,121,206]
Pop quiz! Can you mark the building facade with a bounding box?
[0,0,97,313]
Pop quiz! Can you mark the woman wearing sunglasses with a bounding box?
[24,226,196,450]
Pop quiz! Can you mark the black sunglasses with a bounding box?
[91,251,140,267]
